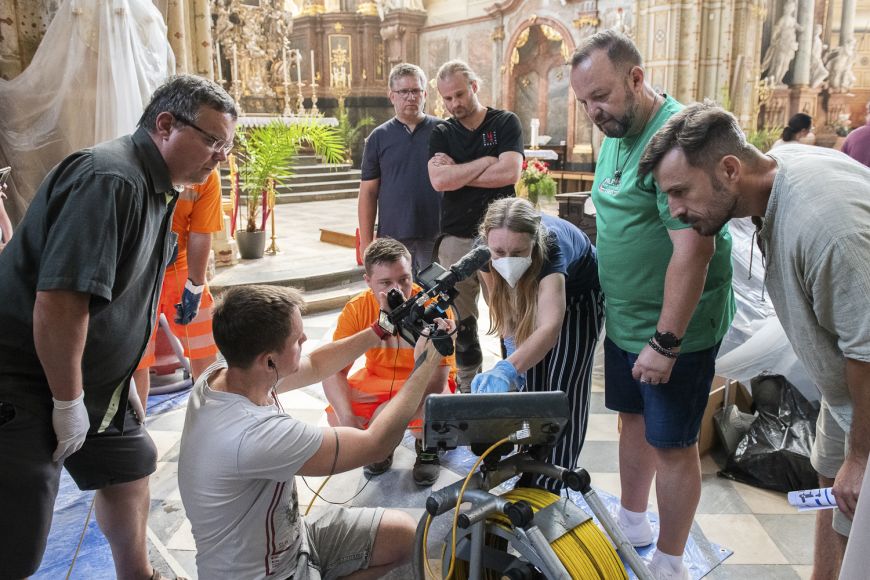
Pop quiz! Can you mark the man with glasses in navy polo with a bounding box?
[358,62,443,273]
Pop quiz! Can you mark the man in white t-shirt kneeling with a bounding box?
[178,284,450,579]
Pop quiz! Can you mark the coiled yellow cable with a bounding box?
[452,487,628,580]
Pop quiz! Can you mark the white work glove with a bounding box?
[52,392,89,463]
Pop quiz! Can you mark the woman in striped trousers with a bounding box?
[473,197,604,493]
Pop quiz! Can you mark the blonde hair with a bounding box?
[436,60,481,86]
[479,198,548,345]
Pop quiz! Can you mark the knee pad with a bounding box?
[454,316,482,368]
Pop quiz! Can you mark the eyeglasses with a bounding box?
[174,115,234,154]
[392,88,424,100]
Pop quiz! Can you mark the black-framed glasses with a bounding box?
[174,115,234,154]
[392,88,424,100]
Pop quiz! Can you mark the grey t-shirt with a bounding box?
[763,145,870,429]
[178,362,324,579]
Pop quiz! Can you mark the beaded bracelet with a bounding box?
[648,337,678,359]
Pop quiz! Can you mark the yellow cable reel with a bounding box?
[452,487,628,580]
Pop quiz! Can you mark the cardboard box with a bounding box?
[699,376,753,456]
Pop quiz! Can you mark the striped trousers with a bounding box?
[523,286,604,493]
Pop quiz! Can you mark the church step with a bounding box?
[301,282,369,314]
[220,188,359,205]
[212,279,366,314]
[275,188,359,203]
[289,169,361,180]
[212,261,364,292]
[292,163,355,174]
[281,178,361,193]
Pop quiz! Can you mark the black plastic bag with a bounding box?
[719,374,820,492]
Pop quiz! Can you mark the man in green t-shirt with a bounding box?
[570,31,734,580]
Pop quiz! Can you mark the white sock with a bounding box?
[652,549,685,572]
[618,505,648,526]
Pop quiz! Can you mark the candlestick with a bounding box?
[530,118,540,150]
[294,50,302,85]
[310,50,316,84]
[282,46,289,84]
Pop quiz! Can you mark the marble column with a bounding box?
[839,0,856,47]
[192,0,214,78]
[788,0,818,118]
[791,0,814,86]
[167,0,191,73]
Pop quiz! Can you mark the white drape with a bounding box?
[0,0,175,223]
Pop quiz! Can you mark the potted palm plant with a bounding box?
[231,119,345,259]
[335,102,374,165]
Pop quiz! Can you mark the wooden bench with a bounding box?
[550,170,596,194]
[556,191,596,244]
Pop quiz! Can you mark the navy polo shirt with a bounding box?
[360,115,442,241]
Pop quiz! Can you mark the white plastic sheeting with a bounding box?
[0,0,175,223]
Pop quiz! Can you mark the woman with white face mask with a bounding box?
[473,197,603,492]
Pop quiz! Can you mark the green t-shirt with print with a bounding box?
[591,95,734,354]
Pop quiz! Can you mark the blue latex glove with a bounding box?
[501,336,527,390]
[175,279,204,325]
[471,360,521,394]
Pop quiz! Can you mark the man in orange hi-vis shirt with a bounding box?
[133,168,223,413]
[323,238,457,486]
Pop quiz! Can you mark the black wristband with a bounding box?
[648,337,678,359]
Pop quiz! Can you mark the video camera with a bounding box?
[386,245,491,357]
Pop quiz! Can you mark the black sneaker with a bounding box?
[413,440,440,486]
[363,452,393,476]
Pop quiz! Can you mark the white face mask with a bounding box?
[491,256,532,288]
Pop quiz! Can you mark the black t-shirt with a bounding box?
[429,108,524,238]
[0,128,178,430]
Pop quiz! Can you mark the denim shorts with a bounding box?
[603,337,720,448]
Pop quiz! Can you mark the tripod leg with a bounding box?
[583,488,654,580]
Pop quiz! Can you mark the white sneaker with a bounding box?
[616,509,654,547]
[648,552,690,580]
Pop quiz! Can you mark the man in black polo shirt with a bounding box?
[0,75,237,579]
[428,60,524,392]
[358,63,442,273]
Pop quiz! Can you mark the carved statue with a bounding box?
[264,7,291,41]
[809,23,828,89]
[761,0,801,86]
[605,7,633,38]
[213,0,235,43]
[378,0,425,18]
[825,39,857,93]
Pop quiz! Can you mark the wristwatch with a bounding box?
[371,310,396,340]
[654,330,683,350]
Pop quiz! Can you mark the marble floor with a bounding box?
[39,301,818,579]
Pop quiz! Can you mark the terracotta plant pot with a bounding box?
[235,229,266,260]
